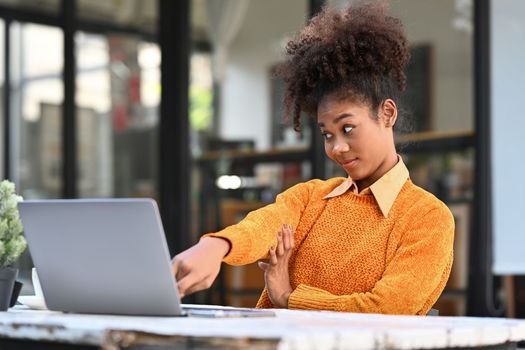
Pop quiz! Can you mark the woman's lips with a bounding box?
[340,158,358,168]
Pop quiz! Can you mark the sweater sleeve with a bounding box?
[287,204,455,315]
[203,180,320,266]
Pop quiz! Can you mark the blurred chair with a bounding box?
[427,308,439,316]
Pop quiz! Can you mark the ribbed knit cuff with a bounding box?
[201,226,252,265]
[288,284,335,310]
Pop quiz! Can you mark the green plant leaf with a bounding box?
[0,180,26,268]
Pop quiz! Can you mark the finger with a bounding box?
[283,224,291,250]
[258,261,269,272]
[176,272,201,297]
[276,231,284,257]
[177,262,191,282]
[172,257,190,281]
[289,224,295,249]
[269,246,278,265]
[171,257,181,277]
[182,279,213,298]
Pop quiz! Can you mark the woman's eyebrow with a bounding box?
[318,113,354,127]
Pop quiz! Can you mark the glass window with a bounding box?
[190,53,213,143]
[76,32,160,198]
[0,0,60,14]
[0,20,4,180]
[77,0,157,34]
[9,22,63,199]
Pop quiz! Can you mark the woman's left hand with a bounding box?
[258,224,295,308]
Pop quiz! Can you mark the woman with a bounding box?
[172,1,454,315]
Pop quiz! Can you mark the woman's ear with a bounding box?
[380,99,398,128]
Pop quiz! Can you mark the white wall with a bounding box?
[219,0,307,150]
[491,0,525,274]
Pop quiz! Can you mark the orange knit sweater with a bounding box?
[207,177,454,315]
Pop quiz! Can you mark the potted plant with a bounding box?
[0,180,27,311]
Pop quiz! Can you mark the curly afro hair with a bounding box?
[276,0,411,131]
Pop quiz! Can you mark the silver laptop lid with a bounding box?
[19,198,183,316]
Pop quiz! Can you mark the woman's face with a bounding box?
[317,94,398,190]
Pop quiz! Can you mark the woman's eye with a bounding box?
[321,132,332,140]
[343,125,353,134]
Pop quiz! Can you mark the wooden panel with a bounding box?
[220,200,266,307]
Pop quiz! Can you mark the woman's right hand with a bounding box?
[171,237,230,298]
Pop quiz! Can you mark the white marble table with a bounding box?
[1,305,525,350]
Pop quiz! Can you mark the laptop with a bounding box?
[18,198,274,317]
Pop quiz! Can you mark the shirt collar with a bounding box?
[323,155,409,218]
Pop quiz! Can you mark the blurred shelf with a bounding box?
[197,146,309,166]
[397,130,475,153]
[197,130,475,165]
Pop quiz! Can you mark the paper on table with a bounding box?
[18,268,48,310]
[18,296,47,310]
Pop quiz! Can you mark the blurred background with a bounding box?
[0,0,523,318]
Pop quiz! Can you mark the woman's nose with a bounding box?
[333,140,350,153]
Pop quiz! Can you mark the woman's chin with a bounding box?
[342,165,361,177]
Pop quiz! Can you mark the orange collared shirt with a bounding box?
[323,155,409,218]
